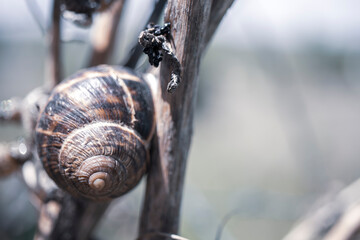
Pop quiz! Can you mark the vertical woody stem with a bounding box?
[139,0,211,236]
[139,0,234,238]
[46,0,62,90]
[88,0,126,67]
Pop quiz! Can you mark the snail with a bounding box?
[35,65,155,201]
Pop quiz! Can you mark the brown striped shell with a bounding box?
[35,65,155,201]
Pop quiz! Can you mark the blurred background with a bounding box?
[1,0,360,239]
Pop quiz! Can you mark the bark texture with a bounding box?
[139,0,234,238]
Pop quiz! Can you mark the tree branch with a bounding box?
[87,0,126,67]
[283,178,360,240]
[35,194,109,240]
[139,0,233,237]
[45,0,62,90]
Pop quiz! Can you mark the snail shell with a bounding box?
[35,65,155,201]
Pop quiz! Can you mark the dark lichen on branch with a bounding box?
[138,22,182,93]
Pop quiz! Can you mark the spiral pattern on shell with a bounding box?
[36,65,155,201]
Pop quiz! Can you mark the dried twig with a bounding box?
[215,209,240,240]
[139,0,233,237]
[34,199,62,240]
[283,178,360,240]
[35,192,109,240]
[45,0,62,90]
[88,0,126,66]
